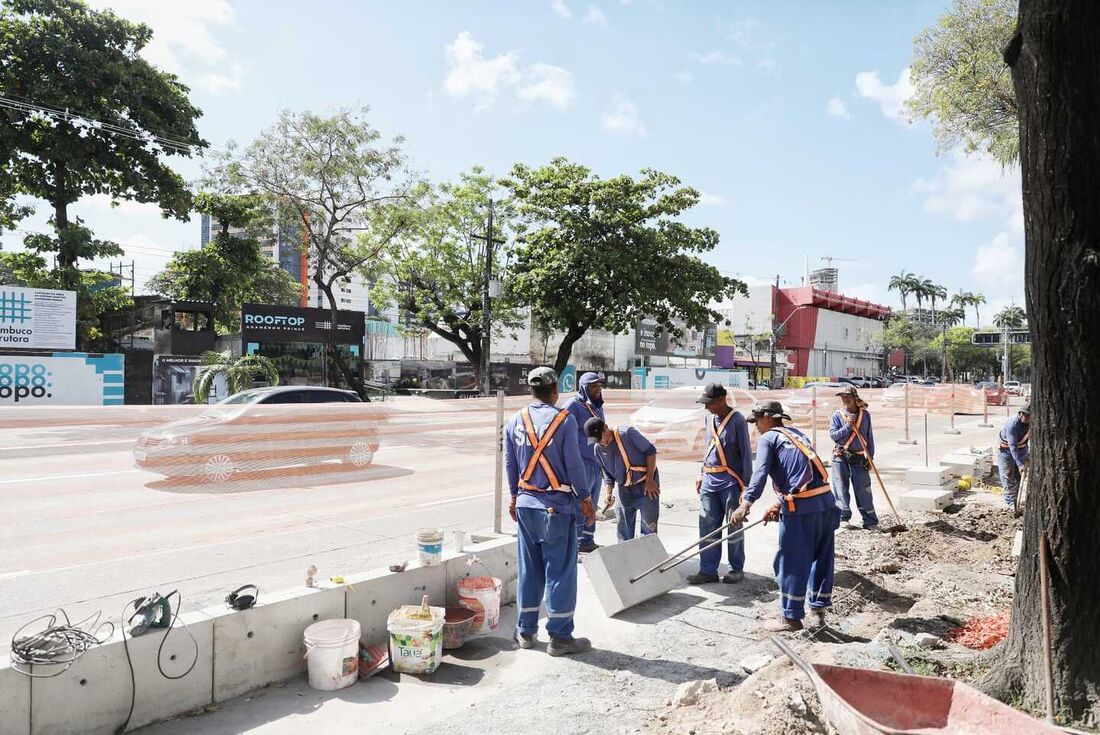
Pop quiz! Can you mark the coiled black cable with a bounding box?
[10,609,114,677]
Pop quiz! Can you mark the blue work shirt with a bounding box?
[999,414,1031,467]
[504,401,589,514]
[564,395,604,468]
[593,426,659,489]
[744,427,834,516]
[699,409,753,494]
[829,408,875,458]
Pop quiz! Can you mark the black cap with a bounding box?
[584,417,607,444]
[746,400,792,423]
[696,383,728,404]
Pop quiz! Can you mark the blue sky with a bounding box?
[2,0,1025,322]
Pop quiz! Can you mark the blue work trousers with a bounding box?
[576,462,600,545]
[616,484,659,542]
[698,489,745,576]
[774,508,840,620]
[517,507,579,640]
[998,452,1022,506]
[831,458,879,528]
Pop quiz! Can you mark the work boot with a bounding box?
[548,636,592,657]
[722,571,745,584]
[810,609,828,628]
[578,541,600,553]
[763,616,804,633]
[686,573,720,585]
[515,633,536,650]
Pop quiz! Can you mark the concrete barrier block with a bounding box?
[898,488,953,512]
[208,586,343,703]
[446,537,518,606]
[29,611,213,735]
[906,466,951,486]
[0,663,30,735]
[582,534,680,616]
[345,563,447,646]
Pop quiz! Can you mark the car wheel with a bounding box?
[204,454,237,484]
[344,441,375,467]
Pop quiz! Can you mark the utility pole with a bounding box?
[769,274,779,388]
[471,199,505,396]
[941,321,948,382]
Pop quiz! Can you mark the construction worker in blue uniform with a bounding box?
[998,404,1031,509]
[503,366,596,655]
[688,383,753,586]
[829,386,879,530]
[729,400,840,632]
[583,417,660,542]
[565,372,605,553]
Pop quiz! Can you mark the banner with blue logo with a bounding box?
[0,353,125,406]
[0,286,76,351]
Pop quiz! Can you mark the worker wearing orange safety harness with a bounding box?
[829,386,879,530]
[584,417,660,542]
[688,383,753,586]
[503,367,595,656]
[997,404,1031,508]
[729,401,840,632]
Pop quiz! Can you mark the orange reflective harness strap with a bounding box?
[840,409,865,452]
[772,427,831,512]
[519,408,570,491]
[701,412,746,490]
[612,429,649,487]
[1000,428,1030,450]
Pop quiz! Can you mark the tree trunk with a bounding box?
[552,324,587,375]
[317,277,367,400]
[983,1,1100,723]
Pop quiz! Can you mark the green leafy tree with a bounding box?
[931,326,999,380]
[951,289,987,328]
[928,282,948,324]
[0,0,206,292]
[376,168,523,389]
[993,304,1026,328]
[192,350,280,404]
[226,109,412,397]
[503,158,744,373]
[0,251,51,286]
[908,0,1019,165]
[888,270,917,310]
[147,193,301,333]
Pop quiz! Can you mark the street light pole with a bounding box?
[472,198,506,397]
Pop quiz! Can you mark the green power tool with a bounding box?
[128,591,175,637]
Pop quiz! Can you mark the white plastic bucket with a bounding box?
[457,576,502,634]
[416,528,444,566]
[387,603,445,674]
[303,618,361,691]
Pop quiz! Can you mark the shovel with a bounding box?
[849,427,908,534]
[629,517,768,584]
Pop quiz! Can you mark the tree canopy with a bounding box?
[503,158,744,372]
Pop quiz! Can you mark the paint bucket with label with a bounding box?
[387,596,444,675]
[303,618,361,691]
[416,528,444,566]
[457,576,502,634]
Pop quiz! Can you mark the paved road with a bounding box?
[0,393,1009,650]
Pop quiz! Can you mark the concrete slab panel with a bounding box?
[898,489,953,512]
[208,586,343,703]
[29,611,213,735]
[344,564,447,646]
[1012,530,1023,557]
[582,534,680,616]
[445,537,518,606]
[905,466,951,486]
[0,662,30,735]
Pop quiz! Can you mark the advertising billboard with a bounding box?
[153,355,229,404]
[241,303,365,345]
[0,286,77,350]
[0,352,124,406]
[634,317,717,358]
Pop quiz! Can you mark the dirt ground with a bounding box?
[650,497,1020,735]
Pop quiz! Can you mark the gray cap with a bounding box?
[1019,404,1031,415]
[527,366,558,387]
[746,400,792,423]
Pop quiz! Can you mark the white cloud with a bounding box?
[675,72,693,85]
[551,0,573,18]
[86,0,240,94]
[602,95,646,136]
[517,64,575,109]
[698,192,726,206]
[444,32,574,111]
[727,18,774,52]
[913,152,1022,224]
[972,232,1024,299]
[825,95,850,119]
[583,6,607,24]
[855,67,913,122]
[754,59,777,72]
[694,50,743,67]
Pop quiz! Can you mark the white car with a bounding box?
[1003,380,1023,396]
[630,386,756,457]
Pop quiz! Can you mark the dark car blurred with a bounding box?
[134,386,383,484]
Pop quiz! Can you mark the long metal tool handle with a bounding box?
[772,636,816,681]
[627,512,740,584]
[852,428,905,530]
[657,517,768,575]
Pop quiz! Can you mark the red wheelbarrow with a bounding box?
[772,638,1063,735]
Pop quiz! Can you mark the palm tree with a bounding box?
[993,305,1026,329]
[192,350,281,404]
[928,282,947,324]
[888,270,915,310]
[938,306,966,327]
[970,292,986,328]
[911,277,929,314]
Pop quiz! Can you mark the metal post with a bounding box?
[493,389,505,534]
[899,381,916,444]
[979,386,993,427]
[811,385,818,448]
[924,412,929,467]
[944,384,961,435]
[480,201,494,397]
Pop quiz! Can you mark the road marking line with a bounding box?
[0,570,30,581]
[2,440,135,451]
[0,469,141,485]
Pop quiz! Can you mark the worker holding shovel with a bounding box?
[829,386,880,531]
[729,401,839,632]
[998,404,1031,510]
